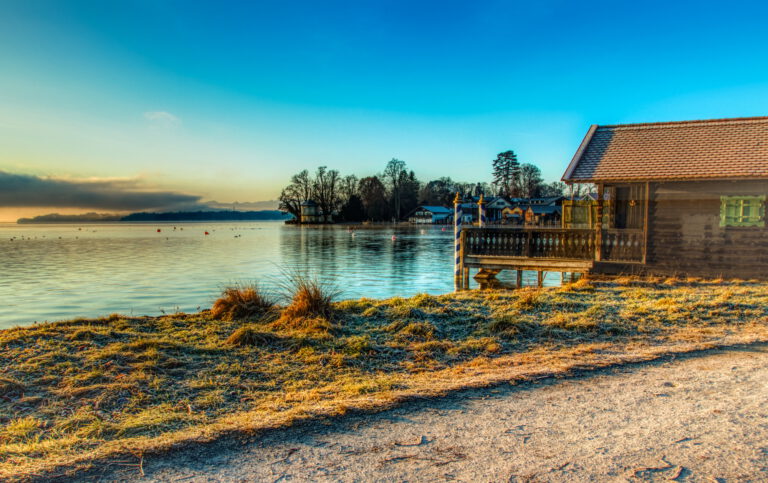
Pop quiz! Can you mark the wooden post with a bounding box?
[454,192,463,281]
[478,193,486,227]
[460,229,467,289]
[595,183,604,262]
[642,182,650,264]
[537,271,544,287]
[516,269,523,288]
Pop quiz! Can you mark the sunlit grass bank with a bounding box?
[1,277,768,479]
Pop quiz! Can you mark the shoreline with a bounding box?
[1,277,767,480]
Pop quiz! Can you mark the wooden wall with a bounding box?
[645,180,768,278]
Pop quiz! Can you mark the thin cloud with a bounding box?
[143,111,180,125]
[0,171,203,211]
[206,200,280,211]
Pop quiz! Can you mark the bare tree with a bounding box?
[517,163,545,198]
[383,158,407,220]
[313,166,341,222]
[338,174,359,210]
[278,169,314,221]
[278,186,302,220]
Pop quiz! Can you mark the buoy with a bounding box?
[204,231,209,235]
[441,227,446,231]
[391,235,397,241]
[157,229,161,233]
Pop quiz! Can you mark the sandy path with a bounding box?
[86,344,768,482]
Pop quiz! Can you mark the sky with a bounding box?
[2,0,768,221]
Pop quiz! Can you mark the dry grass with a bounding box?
[1,277,767,480]
[279,273,338,321]
[211,283,276,321]
[272,273,340,334]
[225,326,284,347]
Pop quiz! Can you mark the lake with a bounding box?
[0,221,560,328]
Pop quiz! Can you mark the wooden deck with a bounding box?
[458,227,642,287]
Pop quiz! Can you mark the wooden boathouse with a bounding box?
[460,116,768,284]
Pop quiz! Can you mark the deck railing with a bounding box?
[602,229,644,262]
[463,227,644,262]
[463,228,596,260]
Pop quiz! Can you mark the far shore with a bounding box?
[1,276,767,480]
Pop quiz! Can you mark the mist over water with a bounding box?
[0,221,559,328]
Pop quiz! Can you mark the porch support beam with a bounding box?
[642,181,650,264]
[595,183,604,261]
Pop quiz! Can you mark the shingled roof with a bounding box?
[562,116,768,182]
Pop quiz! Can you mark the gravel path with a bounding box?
[87,344,768,482]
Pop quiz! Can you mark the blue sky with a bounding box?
[2,0,768,219]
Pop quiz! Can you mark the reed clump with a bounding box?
[275,273,339,332]
[211,283,276,321]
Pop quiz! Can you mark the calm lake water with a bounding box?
[0,221,560,328]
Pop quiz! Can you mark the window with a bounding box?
[720,196,765,227]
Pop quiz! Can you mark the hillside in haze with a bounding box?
[17,210,291,223]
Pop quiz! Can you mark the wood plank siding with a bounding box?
[646,180,768,278]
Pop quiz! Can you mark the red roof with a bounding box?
[562,116,768,182]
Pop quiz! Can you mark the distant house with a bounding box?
[300,200,323,224]
[484,196,516,222]
[527,205,562,225]
[407,205,453,224]
[561,116,768,278]
[502,203,561,225]
[502,205,525,223]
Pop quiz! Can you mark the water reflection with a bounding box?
[0,222,560,328]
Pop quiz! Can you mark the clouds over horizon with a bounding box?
[0,170,206,212]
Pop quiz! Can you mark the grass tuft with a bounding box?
[1,417,43,443]
[226,326,283,347]
[279,274,338,322]
[396,321,436,340]
[513,288,543,310]
[211,282,276,321]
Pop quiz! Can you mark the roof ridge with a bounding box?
[599,115,768,130]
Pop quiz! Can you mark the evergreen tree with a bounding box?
[492,150,521,197]
[340,194,365,221]
[358,176,389,221]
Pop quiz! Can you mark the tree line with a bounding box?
[278,152,568,222]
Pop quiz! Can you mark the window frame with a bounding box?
[719,195,766,228]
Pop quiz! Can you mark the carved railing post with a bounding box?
[595,184,604,261]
